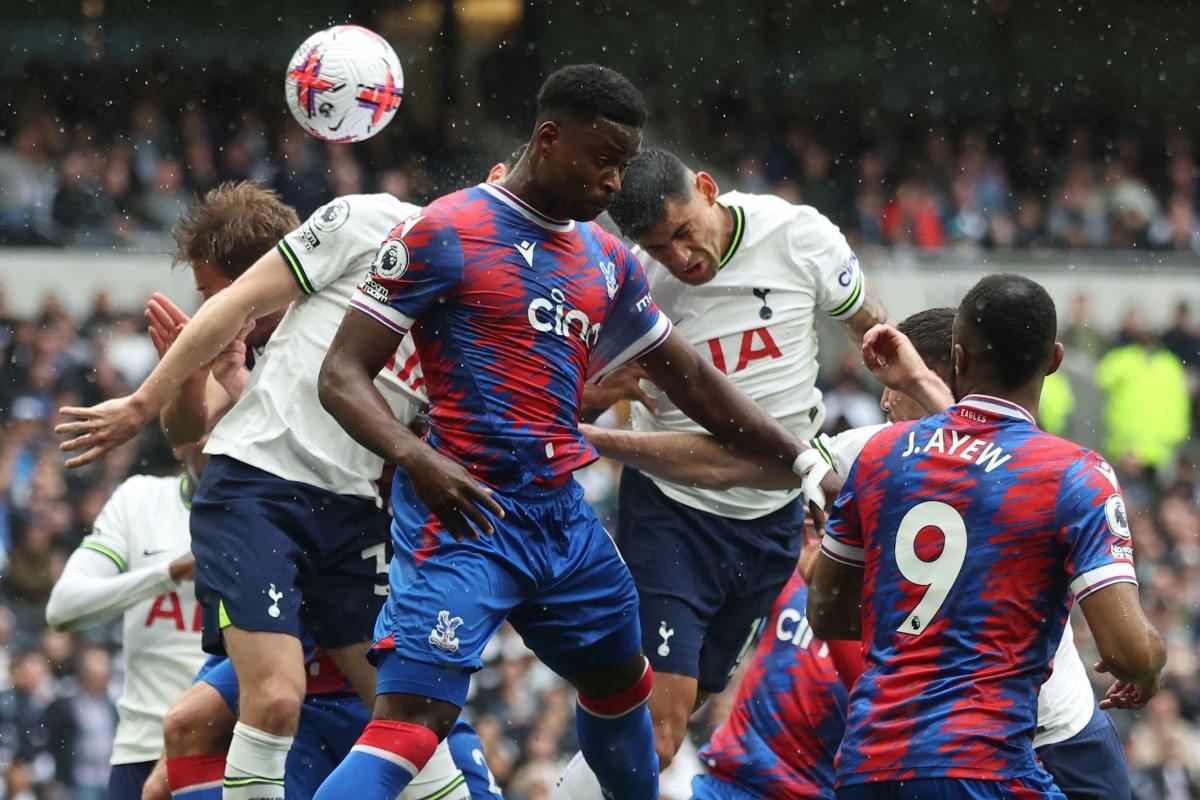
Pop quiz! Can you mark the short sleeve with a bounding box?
[588,244,672,382]
[277,197,367,295]
[348,209,465,335]
[822,471,865,568]
[80,480,134,572]
[811,423,891,476]
[1057,452,1138,601]
[787,209,865,320]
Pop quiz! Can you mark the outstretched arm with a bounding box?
[637,330,805,470]
[57,250,301,467]
[581,424,800,490]
[319,309,504,541]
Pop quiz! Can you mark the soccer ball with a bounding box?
[284,25,403,143]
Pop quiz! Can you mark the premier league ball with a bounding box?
[284,25,403,143]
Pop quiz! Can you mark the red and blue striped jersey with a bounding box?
[821,394,1137,786]
[701,569,861,799]
[350,184,671,493]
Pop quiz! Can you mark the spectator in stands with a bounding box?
[1060,292,1110,362]
[1128,689,1200,799]
[880,174,946,249]
[1162,302,1200,369]
[52,151,116,246]
[1096,309,1190,473]
[44,645,115,800]
[1048,161,1107,248]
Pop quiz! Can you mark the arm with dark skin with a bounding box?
[1080,582,1166,709]
[636,330,805,470]
[806,553,864,642]
[318,309,504,541]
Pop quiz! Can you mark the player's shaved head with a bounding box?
[608,148,693,241]
[954,274,1058,394]
[898,307,955,384]
[536,64,647,129]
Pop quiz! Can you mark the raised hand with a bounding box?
[56,395,155,468]
[860,324,929,392]
[146,293,191,358]
[581,361,659,420]
[210,321,255,400]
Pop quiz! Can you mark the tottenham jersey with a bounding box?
[813,422,1097,750]
[205,194,427,500]
[632,191,865,519]
[822,395,1137,785]
[79,474,206,765]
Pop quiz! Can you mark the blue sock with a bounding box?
[312,720,438,800]
[446,718,503,799]
[575,661,659,799]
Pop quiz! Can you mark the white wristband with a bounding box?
[792,449,830,510]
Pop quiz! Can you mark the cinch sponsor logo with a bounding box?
[527,288,601,346]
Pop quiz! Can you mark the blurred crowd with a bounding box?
[2,57,1200,253]
[0,281,1198,800]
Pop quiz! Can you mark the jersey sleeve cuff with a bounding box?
[277,239,315,295]
[80,540,127,572]
[589,314,673,383]
[820,537,865,568]
[349,289,413,335]
[1070,562,1138,601]
[825,269,865,319]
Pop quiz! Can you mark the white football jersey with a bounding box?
[205,194,427,500]
[632,191,866,519]
[816,423,1096,748]
[80,474,205,765]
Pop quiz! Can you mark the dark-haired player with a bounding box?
[582,306,1133,799]
[554,148,888,794]
[809,274,1164,799]
[312,65,820,800]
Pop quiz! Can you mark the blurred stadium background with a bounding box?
[2,1,1200,798]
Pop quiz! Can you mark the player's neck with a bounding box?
[498,165,571,223]
[959,382,1042,423]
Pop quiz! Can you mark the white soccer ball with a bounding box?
[284,25,403,143]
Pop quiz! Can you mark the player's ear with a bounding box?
[1046,342,1065,376]
[953,343,966,380]
[534,120,560,157]
[695,171,719,204]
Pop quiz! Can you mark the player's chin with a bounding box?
[572,199,611,221]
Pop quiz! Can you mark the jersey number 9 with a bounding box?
[895,501,967,636]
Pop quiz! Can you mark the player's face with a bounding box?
[544,117,641,220]
[880,386,926,423]
[638,175,724,285]
[192,259,282,348]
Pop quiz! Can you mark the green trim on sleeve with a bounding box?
[80,541,127,572]
[808,438,837,472]
[827,269,864,318]
[277,239,314,295]
[414,774,467,800]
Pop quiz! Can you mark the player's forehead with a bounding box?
[567,116,641,158]
[640,191,704,246]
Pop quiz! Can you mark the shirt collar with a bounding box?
[957,394,1037,425]
[717,203,746,270]
[478,184,575,233]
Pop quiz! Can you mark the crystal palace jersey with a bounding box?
[700,570,857,799]
[349,183,671,493]
[632,191,865,518]
[821,394,1138,785]
[206,193,427,500]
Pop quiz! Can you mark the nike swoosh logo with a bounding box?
[327,111,350,131]
[400,215,425,238]
[143,548,175,557]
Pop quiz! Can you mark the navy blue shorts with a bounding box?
[190,455,391,654]
[616,468,802,693]
[372,473,641,706]
[108,760,156,800]
[1035,706,1131,800]
[837,775,1066,799]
